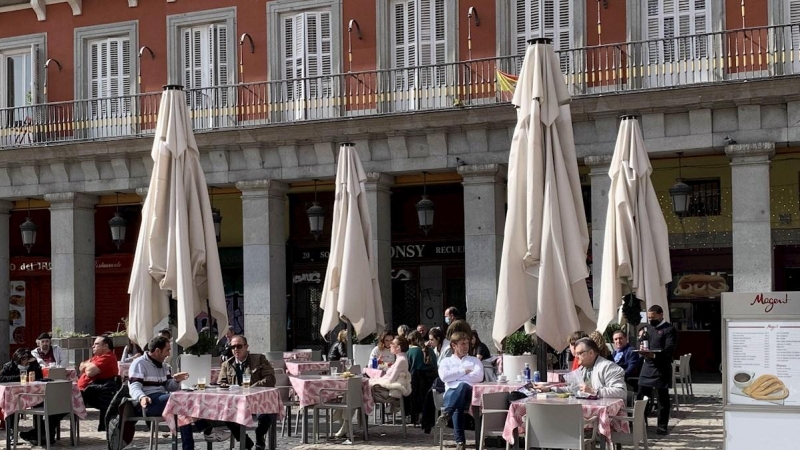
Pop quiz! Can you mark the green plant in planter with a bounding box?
[62,332,91,338]
[184,331,218,356]
[603,323,623,344]
[504,331,536,356]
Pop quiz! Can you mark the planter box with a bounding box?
[110,336,128,348]
[502,354,537,381]
[53,337,92,349]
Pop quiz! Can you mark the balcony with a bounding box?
[1,23,799,149]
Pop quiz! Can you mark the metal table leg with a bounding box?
[172,415,179,450]
[269,419,277,450]
[301,406,309,444]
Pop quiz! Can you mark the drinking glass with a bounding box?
[342,358,351,371]
[330,366,339,377]
[242,374,251,388]
[197,376,207,390]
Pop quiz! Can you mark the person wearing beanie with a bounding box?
[31,332,65,367]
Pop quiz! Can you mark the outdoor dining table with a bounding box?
[288,374,374,444]
[283,351,312,361]
[162,386,284,450]
[501,395,629,445]
[0,381,88,449]
[285,360,330,376]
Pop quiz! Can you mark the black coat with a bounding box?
[638,321,678,389]
[0,360,43,382]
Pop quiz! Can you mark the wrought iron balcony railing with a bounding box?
[1,23,799,149]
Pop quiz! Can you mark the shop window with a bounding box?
[684,178,721,217]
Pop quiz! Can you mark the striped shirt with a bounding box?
[128,353,180,401]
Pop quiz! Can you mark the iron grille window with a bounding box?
[684,178,721,217]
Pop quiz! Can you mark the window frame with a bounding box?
[684,177,722,217]
[74,21,138,101]
[376,0,456,70]
[267,0,342,82]
[0,33,46,107]
[496,0,585,57]
[166,7,237,86]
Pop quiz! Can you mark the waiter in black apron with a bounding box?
[637,304,678,435]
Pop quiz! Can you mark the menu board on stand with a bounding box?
[722,292,800,450]
[9,281,26,344]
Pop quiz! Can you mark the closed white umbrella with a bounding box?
[597,116,672,332]
[493,39,596,352]
[319,143,385,346]
[128,85,228,348]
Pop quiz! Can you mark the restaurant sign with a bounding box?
[292,241,466,263]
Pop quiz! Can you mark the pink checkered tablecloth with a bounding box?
[162,386,284,432]
[501,396,629,443]
[285,361,330,376]
[288,375,374,414]
[0,381,88,419]
[470,381,526,406]
[283,351,312,361]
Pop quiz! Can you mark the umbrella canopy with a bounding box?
[597,116,672,331]
[493,39,596,352]
[319,143,385,341]
[128,86,228,349]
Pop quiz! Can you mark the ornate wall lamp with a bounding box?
[239,33,255,82]
[347,19,362,72]
[467,7,480,60]
[43,58,62,97]
[138,46,155,88]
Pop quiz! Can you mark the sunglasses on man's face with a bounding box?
[231,344,246,350]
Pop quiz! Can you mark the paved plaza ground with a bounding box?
[4,384,723,450]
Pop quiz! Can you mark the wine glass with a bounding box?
[343,357,352,372]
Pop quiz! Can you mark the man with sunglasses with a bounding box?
[217,335,276,450]
[540,338,627,400]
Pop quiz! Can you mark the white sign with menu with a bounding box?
[726,320,800,406]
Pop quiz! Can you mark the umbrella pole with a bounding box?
[346,319,353,362]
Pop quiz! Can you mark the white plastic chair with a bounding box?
[611,396,649,450]
[46,367,68,380]
[275,373,302,437]
[523,403,597,450]
[312,377,369,443]
[432,389,445,448]
[14,380,77,450]
[478,392,511,450]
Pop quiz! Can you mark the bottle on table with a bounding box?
[28,371,36,383]
[533,370,541,383]
[640,328,650,351]
[523,363,531,383]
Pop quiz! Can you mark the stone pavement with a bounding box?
[4,384,723,450]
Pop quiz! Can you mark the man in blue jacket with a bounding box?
[611,329,641,390]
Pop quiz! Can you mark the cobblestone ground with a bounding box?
[4,386,723,450]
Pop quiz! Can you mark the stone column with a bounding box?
[725,143,775,292]
[236,180,288,352]
[45,192,98,335]
[458,164,506,346]
[585,155,614,312]
[0,200,12,363]
[364,173,394,328]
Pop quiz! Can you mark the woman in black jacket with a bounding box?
[0,348,49,443]
[327,329,348,361]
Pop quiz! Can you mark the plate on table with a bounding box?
[497,379,509,384]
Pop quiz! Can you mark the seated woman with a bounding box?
[428,327,445,363]
[369,330,396,365]
[335,336,411,437]
[327,329,348,361]
[470,331,491,361]
[121,339,143,363]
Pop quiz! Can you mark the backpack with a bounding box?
[106,383,136,450]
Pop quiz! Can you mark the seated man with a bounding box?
[79,335,120,431]
[0,349,50,443]
[129,336,215,450]
[541,338,627,400]
[218,335,276,450]
[436,331,483,450]
[31,333,66,367]
[611,330,641,390]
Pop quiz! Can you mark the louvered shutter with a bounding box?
[646,0,708,63]
[307,12,320,97]
[30,44,41,104]
[393,0,415,90]
[515,0,571,60]
[788,0,800,49]
[283,14,305,101]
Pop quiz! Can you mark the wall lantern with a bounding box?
[669,152,693,217]
[108,192,128,249]
[416,171,434,235]
[20,198,38,253]
[307,179,325,240]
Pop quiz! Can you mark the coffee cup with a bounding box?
[497,374,508,382]
[733,371,755,390]
[516,375,524,382]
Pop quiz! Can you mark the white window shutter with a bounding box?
[30,44,40,104]
[515,0,570,58]
[214,24,229,87]
[89,41,100,100]
[790,0,800,49]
